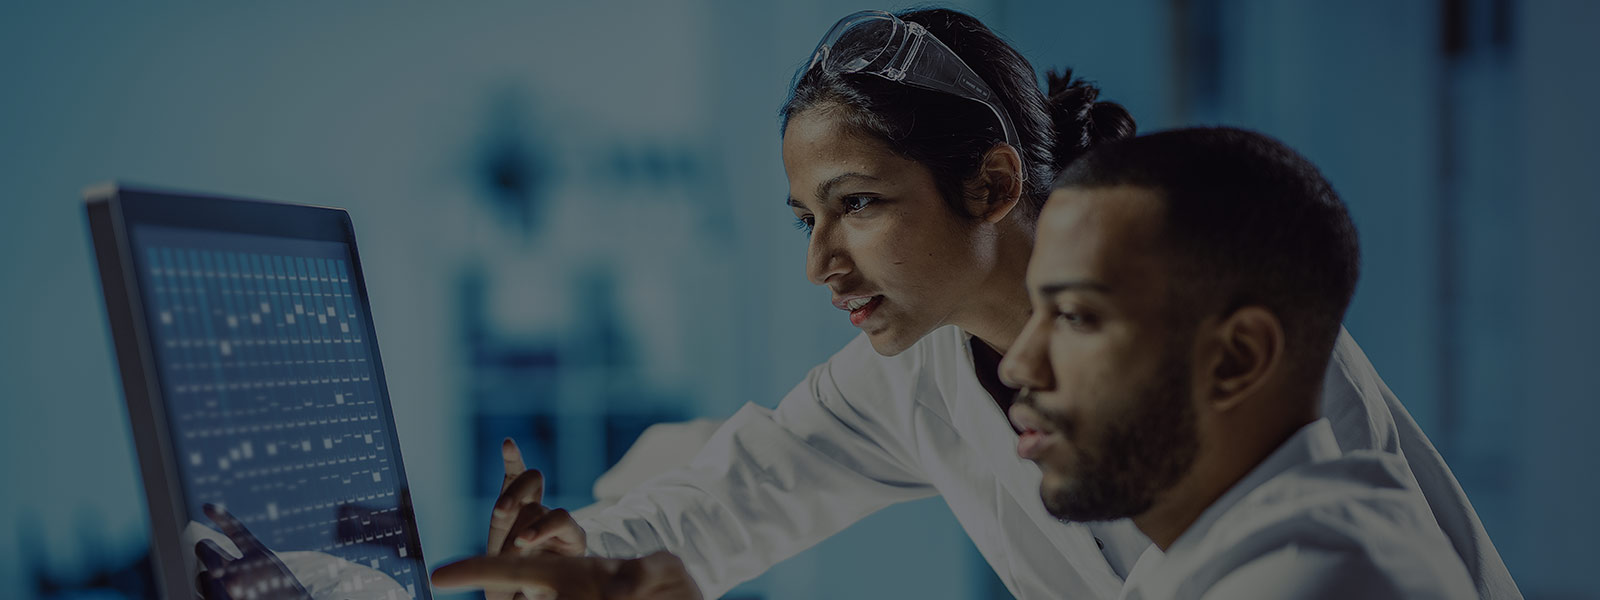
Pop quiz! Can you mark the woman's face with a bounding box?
[783,107,1002,356]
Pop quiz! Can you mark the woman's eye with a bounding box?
[793,216,814,236]
[841,196,875,214]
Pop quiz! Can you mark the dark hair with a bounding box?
[1054,127,1361,386]
[780,8,1136,220]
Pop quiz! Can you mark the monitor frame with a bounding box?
[85,183,431,599]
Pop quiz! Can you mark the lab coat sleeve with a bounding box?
[1191,500,1478,600]
[578,342,939,599]
[1320,327,1522,599]
[1198,547,1418,600]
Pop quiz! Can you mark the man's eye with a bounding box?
[842,196,875,214]
[1056,311,1097,329]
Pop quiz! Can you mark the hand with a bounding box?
[194,503,313,600]
[432,551,702,600]
[488,438,588,558]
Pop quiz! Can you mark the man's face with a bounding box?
[998,185,1201,522]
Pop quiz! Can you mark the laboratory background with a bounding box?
[2,1,1596,599]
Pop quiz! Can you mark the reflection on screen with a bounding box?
[135,225,423,598]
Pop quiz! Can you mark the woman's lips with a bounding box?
[847,296,884,326]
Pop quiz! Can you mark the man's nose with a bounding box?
[999,315,1054,391]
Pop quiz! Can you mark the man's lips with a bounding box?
[1008,403,1055,435]
[1009,404,1059,460]
[1017,431,1056,460]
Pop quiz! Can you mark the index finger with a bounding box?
[203,504,267,556]
[501,439,526,490]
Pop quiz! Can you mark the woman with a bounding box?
[440,8,1511,600]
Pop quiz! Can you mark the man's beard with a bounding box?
[1034,346,1200,522]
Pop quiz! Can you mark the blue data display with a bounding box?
[134,225,424,597]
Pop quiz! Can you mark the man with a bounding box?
[428,127,1496,598]
[997,127,1481,599]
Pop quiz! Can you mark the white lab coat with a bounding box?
[1116,419,1477,600]
[580,326,1520,599]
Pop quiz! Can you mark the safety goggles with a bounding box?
[805,10,1022,152]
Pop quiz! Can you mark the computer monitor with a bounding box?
[86,184,432,599]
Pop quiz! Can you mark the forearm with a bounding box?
[580,485,762,599]
[576,400,934,598]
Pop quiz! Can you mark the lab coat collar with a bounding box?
[1118,419,1340,599]
[951,329,1125,588]
[1160,418,1341,561]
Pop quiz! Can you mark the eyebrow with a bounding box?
[1037,280,1113,297]
[786,172,880,209]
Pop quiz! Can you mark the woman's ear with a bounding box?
[1205,306,1285,413]
[966,144,1025,223]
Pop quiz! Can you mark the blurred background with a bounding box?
[1,1,1596,598]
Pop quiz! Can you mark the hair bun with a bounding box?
[1045,68,1136,172]
[1046,69,1097,107]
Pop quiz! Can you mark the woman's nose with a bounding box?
[805,224,851,285]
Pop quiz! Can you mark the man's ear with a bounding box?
[1203,306,1285,413]
[965,144,1025,223]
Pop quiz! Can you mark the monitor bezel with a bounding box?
[85,183,432,599]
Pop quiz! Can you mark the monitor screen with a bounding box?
[126,221,427,598]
